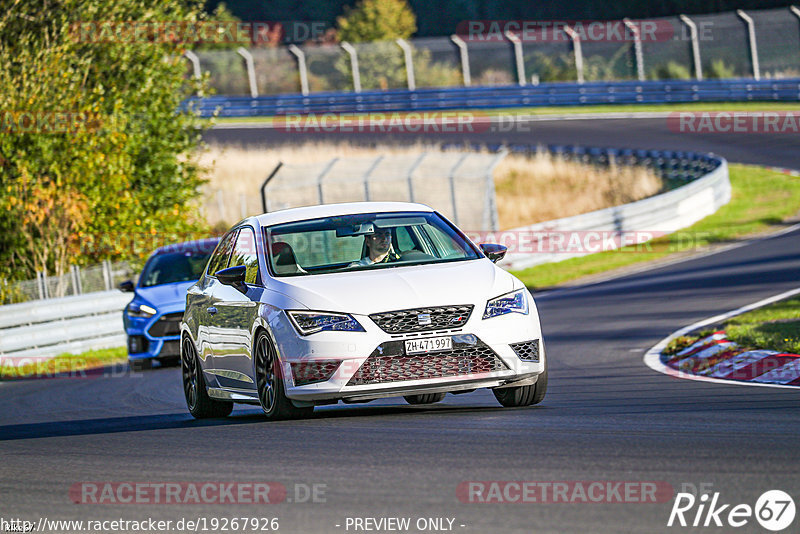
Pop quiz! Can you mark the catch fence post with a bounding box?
[288,45,310,96]
[236,47,259,98]
[736,10,760,80]
[447,153,470,225]
[679,15,703,80]
[450,35,471,87]
[562,26,584,84]
[340,42,362,93]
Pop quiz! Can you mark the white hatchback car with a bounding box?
[180,202,546,419]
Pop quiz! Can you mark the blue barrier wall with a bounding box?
[187,78,800,117]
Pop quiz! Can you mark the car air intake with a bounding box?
[369,305,473,334]
[291,360,342,386]
[510,339,540,362]
[147,312,183,338]
[348,337,507,386]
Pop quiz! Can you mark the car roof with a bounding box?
[152,237,220,256]
[253,201,435,227]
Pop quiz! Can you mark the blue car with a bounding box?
[120,238,219,370]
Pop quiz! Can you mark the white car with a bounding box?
[180,202,546,419]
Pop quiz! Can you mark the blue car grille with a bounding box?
[147,312,183,338]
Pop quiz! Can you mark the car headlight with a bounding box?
[483,289,529,319]
[287,311,365,335]
[128,303,157,318]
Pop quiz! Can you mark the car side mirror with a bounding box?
[479,243,507,263]
[216,265,247,292]
[118,280,135,292]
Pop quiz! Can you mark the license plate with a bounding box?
[405,336,452,355]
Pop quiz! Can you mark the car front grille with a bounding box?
[347,336,507,386]
[369,305,474,334]
[291,360,342,387]
[159,340,181,357]
[510,339,540,362]
[147,312,183,338]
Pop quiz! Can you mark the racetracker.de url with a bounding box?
[0,516,279,533]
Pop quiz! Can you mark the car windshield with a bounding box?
[264,211,481,277]
[138,251,212,287]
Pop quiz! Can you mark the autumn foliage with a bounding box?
[0,0,212,282]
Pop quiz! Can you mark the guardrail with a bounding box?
[0,290,130,363]
[488,145,729,270]
[187,78,800,117]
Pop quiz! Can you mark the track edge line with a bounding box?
[642,286,800,390]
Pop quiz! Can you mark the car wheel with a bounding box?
[181,337,233,419]
[404,393,446,405]
[493,366,548,408]
[129,358,152,372]
[254,331,313,421]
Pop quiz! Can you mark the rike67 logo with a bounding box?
[668,488,796,531]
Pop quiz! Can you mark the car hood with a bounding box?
[272,259,519,315]
[135,280,196,308]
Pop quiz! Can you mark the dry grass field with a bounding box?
[199,143,663,230]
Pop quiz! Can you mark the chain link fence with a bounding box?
[191,7,800,97]
[252,151,506,232]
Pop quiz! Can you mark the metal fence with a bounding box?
[1,261,135,304]
[256,151,507,231]
[187,7,800,98]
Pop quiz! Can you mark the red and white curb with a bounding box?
[644,287,800,389]
[664,331,800,385]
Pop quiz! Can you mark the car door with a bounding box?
[208,226,262,393]
[200,229,238,379]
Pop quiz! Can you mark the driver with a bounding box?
[352,227,400,266]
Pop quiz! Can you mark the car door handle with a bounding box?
[207,307,217,315]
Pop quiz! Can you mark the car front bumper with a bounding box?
[275,303,545,403]
[124,306,184,361]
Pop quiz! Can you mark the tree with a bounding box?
[0,0,211,284]
[337,0,417,43]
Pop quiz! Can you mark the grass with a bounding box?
[0,347,128,380]
[214,101,800,123]
[725,298,800,354]
[511,164,800,288]
[662,299,800,356]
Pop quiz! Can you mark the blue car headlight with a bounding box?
[127,302,157,318]
[287,311,365,335]
[483,289,529,319]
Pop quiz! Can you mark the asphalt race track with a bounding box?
[205,115,800,170]
[1,117,799,533]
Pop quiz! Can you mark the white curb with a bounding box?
[643,286,800,389]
